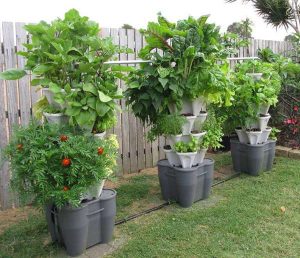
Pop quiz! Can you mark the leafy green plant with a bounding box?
[5,121,119,208]
[147,114,186,141]
[125,14,235,124]
[200,110,225,149]
[269,127,281,141]
[0,9,129,132]
[175,137,199,153]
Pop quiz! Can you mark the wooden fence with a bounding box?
[0,22,292,210]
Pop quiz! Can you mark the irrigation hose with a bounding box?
[114,172,241,226]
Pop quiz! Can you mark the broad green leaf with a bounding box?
[114,88,123,98]
[33,64,52,75]
[49,82,62,94]
[0,69,26,80]
[83,83,97,95]
[32,96,49,119]
[87,97,96,109]
[64,84,72,93]
[96,101,110,116]
[128,81,140,89]
[158,78,168,88]
[158,67,170,78]
[98,91,112,102]
[67,47,83,56]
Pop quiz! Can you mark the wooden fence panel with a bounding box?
[0,21,294,209]
[15,22,31,126]
[0,27,10,210]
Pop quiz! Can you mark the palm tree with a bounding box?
[227,18,253,38]
[226,0,300,33]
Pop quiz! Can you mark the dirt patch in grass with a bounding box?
[0,206,38,234]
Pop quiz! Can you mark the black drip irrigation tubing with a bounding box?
[114,172,241,226]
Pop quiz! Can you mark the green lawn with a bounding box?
[0,156,299,257]
[109,157,300,257]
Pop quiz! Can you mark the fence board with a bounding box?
[0,27,10,210]
[15,23,31,126]
[119,29,131,174]
[110,28,123,176]
[135,31,146,171]
[127,29,138,173]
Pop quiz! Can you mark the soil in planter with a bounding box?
[200,111,207,114]
[259,114,269,117]
[246,128,261,132]
[164,145,172,150]
[181,113,194,116]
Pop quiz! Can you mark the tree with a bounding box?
[122,24,134,29]
[227,18,253,38]
[226,0,300,33]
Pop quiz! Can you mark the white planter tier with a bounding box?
[166,134,182,148]
[246,130,262,145]
[235,128,248,144]
[176,151,198,169]
[43,112,69,125]
[246,73,263,81]
[94,131,106,139]
[192,96,206,115]
[164,147,181,167]
[182,115,197,135]
[181,99,193,114]
[259,103,270,115]
[258,114,271,131]
[190,131,206,142]
[259,127,272,144]
[193,148,207,166]
[81,180,105,201]
[197,112,208,124]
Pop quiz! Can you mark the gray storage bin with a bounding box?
[157,159,214,208]
[230,139,276,176]
[45,189,116,257]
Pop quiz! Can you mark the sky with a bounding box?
[0,0,292,41]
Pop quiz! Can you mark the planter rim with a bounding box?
[163,147,173,153]
[43,112,65,117]
[176,151,197,155]
[191,131,206,137]
[175,157,214,172]
[231,138,276,146]
[184,115,197,120]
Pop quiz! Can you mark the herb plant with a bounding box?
[5,122,119,208]
[147,114,186,141]
[175,137,199,153]
[200,110,225,150]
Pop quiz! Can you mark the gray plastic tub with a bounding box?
[157,158,214,208]
[230,139,276,176]
[45,189,116,257]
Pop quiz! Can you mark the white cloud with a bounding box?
[0,0,291,40]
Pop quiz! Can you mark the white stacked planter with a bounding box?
[236,103,272,145]
[165,97,208,168]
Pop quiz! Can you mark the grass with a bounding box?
[109,157,300,258]
[0,155,299,257]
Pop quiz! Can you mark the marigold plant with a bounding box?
[5,122,118,207]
